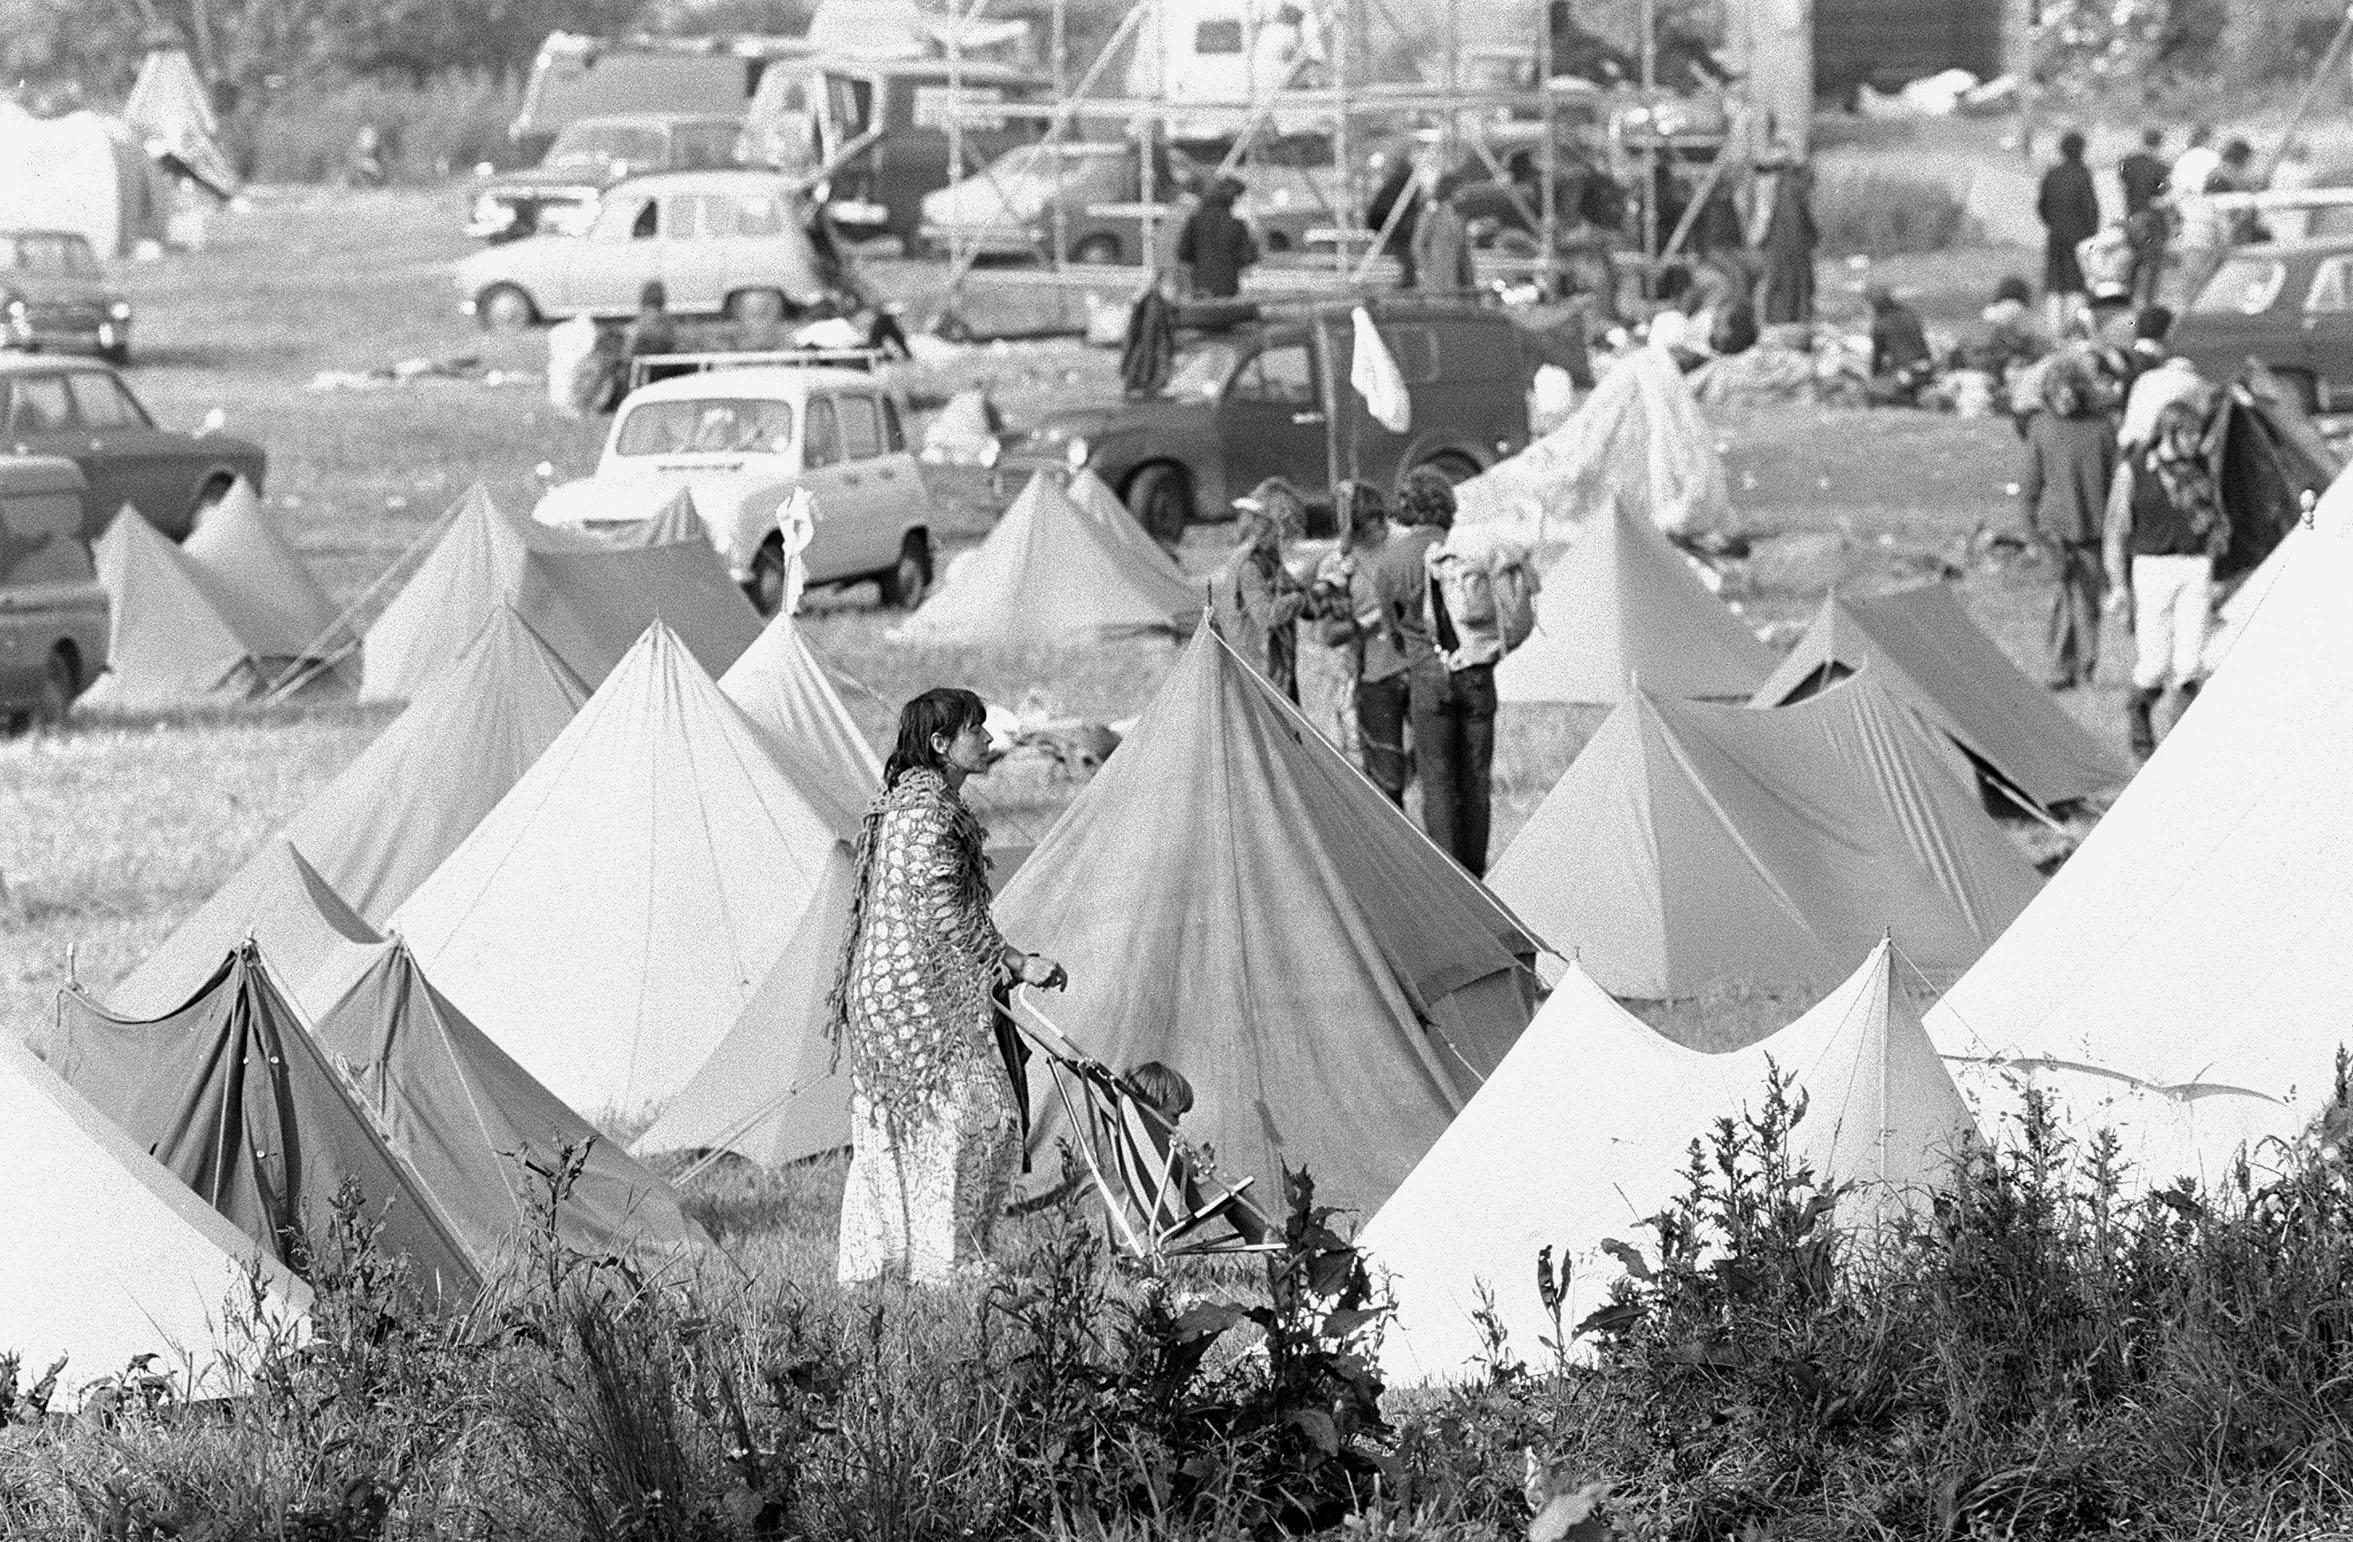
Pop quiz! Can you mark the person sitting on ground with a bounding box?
[1975,275,2051,380]
[2105,395,2226,760]
[1175,177,1258,301]
[1865,285,1935,406]
[1211,478,1310,702]
[2020,359,2119,691]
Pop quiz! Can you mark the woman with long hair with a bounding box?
[828,687,1065,1285]
[1211,477,1310,701]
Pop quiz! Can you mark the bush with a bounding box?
[1812,168,1970,258]
[247,75,527,184]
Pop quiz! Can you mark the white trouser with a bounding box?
[2130,553,2212,691]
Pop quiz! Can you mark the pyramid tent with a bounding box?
[361,484,759,702]
[310,937,708,1263]
[1750,585,2130,812]
[1926,521,2353,1176]
[118,841,384,1022]
[1360,942,1977,1384]
[111,605,592,1017]
[1490,675,2043,998]
[891,470,1202,649]
[179,478,345,663]
[718,610,880,838]
[1454,344,1732,539]
[632,851,857,1168]
[1494,496,1770,705]
[0,1033,308,1404]
[1067,465,1192,581]
[993,626,1543,1217]
[598,486,710,550]
[81,505,259,707]
[37,942,480,1302]
[392,622,849,1118]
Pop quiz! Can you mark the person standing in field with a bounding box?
[2118,128,2172,309]
[829,687,1066,1286]
[1756,149,1818,325]
[2038,130,2101,335]
[1211,478,1310,701]
[2104,397,2226,760]
[1402,470,1499,875]
[1175,178,1258,300]
[1311,481,1409,803]
[1412,173,1478,296]
[2019,359,2118,690]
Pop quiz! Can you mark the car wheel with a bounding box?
[1072,233,1122,265]
[33,646,76,730]
[878,532,932,609]
[1411,452,1481,488]
[728,288,787,324]
[745,536,788,617]
[1126,463,1190,547]
[477,283,538,332]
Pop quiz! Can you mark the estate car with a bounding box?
[0,456,107,729]
[0,356,266,541]
[0,231,134,363]
[2174,236,2353,413]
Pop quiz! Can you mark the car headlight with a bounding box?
[108,301,132,320]
[4,298,24,320]
[1065,435,1091,470]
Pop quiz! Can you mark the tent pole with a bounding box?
[258,493,467,703]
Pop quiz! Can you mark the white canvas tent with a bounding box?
[80,507,254,706]
[717,610,880,838]
[180,479,346,664]
[392,622,849,1118]
[0,105,163,258]
[1361,941,1976,1385]
[0,1034,309,1403]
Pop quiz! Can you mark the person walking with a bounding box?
[2118,128,2172,309]
[2037,130,2101,335]
[1175,178,1258,300]
[1210,478,1310,701]
[829,687,1066,1286]
[2019,359,2118,689]
[1400,469,1498,874]
[2104,397,2226,759]
[1311,482,1412,803]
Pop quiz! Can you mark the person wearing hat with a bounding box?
[1176,177,1258,300]
[2019,358,2119,690]
[2105,393,2226,758]
[1211,478,1309,700]
[1866,285,1933,406]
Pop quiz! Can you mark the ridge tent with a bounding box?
[80,505,255,706]
[38,942,481,1303]
[718,610,881,838]
[1454,344,1732,538]
[1495,495,1769,705]
[311,936,709,1263]
[891,470,1201,649]
[993,625,1543,1217]
[0,1033,309,1404]
[1360,942,1976,1384]
[632,852,857,1168]
[1750,584,2130,813]
[1067,465,1192,581]
[179,478,345,667]
[1490,674,2042,999]
[1926,521,2353,1177]
[361,484,758,702]
[111,604,592,1017]
[392,622,850,1119]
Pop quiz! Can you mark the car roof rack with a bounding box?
[627,346,885,391]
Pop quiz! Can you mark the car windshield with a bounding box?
[2192,255,2287,316]
[615,397,796,455]
[0,234,98,276]
[546,123,668,171]
[1160,341,1239,400]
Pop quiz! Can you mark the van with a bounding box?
[0,456,107,728]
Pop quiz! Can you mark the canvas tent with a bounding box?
[2212,363,2339,584]
[1454,344,1732,539]
[1360,942,1977,1384]
[993,626,1543,1217]
[1750,584,2130,812]
[1067,466,1193,583]
[112,603,592,1017]
[1495,495,1769,705]
[0,105,162,259]
[81,506,256,706]
[38,942,481,1302]
[718,610,881,838]
[598,486,709,550]
[392,622,850,1118]
[632,853,857,1168]
[361,484,759,702]
[1489,674,2043,999]
[1926,521,2353,1178]
[0,1033,309,1403]
[892,471,1202,649]
[125,45,240,199]
[180,479,347,668]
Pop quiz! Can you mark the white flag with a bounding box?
[1350,306,1412,434]
[775,485,817,616]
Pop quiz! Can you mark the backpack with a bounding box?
[1491,553,1541,653]
[1427,538,1541,664]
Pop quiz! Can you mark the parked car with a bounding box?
[532,362,937,614]
[998,303,1542,543]
[510,32,813,161]
[0,455,107,729]
[0,231,134,364]
[917,141,1332,265]
[2174,237,2353,413]
[458,169,839,329]
[468,113,748,243]
[0,356,265,541]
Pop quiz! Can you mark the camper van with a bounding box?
[510,33,814,161]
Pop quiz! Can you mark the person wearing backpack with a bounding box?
[1403,469,1538,876]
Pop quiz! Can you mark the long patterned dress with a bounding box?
[830,767,1021,1285]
